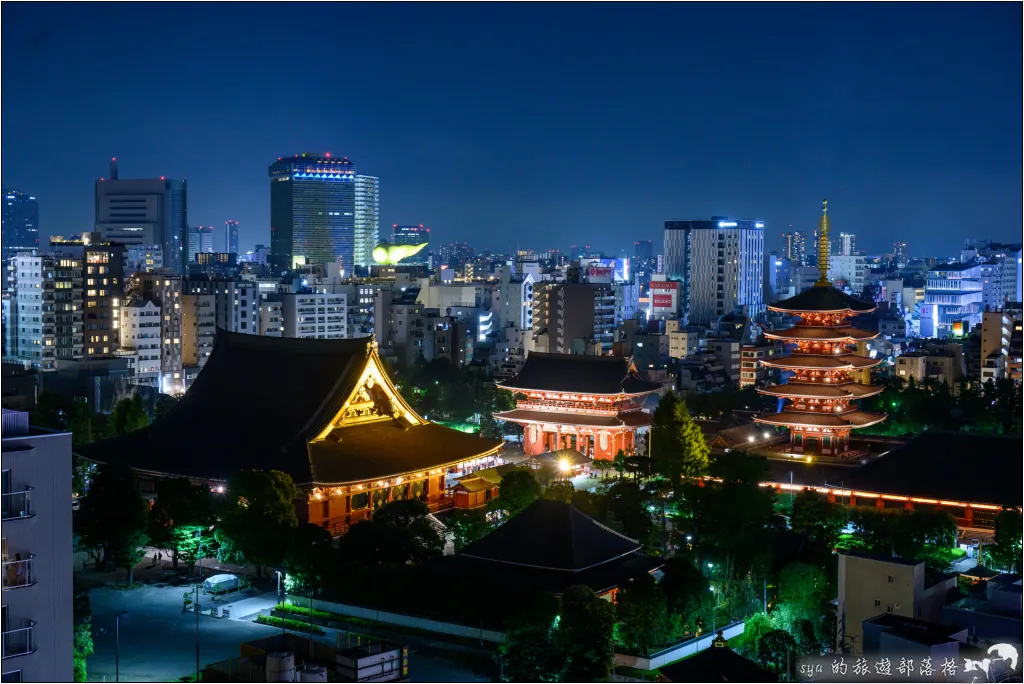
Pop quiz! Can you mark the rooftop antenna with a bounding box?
[109,157,119,180]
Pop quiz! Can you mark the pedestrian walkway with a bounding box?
[223,593,281,621]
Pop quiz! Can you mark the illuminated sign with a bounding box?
[652,294,674,308]
[755,222,764,228]
[649,281,678,291]
[718,221,738,228]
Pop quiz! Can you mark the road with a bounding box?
[87,585,491,682]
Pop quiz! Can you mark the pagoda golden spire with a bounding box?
[816,199,831,286]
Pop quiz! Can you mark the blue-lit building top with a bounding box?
[270,154,380,275]
[2,190,40,260]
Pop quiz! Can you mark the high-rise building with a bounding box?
[391,225,430,264]
[633,240,656,295]
[95,160,187,274]
[2,190,40,260]
[124,244,163,275]
[128,273,184,393]
[663,217,765,325]
[892,242,908,268]
[961,240,1023,305]
[181,293,215,371]
[183,278,259,335]
[531,282,615,354]
[49,233,126,359]
[782,229,807,266]
[10,253,84,369]
[186,225,215,263]
[920,262,983,338]
[119,299,162,386]
[1,409,74,682]
[225,220,239,255]
[268,154,378,276]
[274,291,349,339]
[838,232,856,256]
[828,254,868,295]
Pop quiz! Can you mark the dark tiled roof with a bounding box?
[755,409,885,428]
[493,409,652,428]
[757,382,883,399]
[307,422,502,484]
[461,499,641,571]
[839,432,1023,507]
[77,330,502,485]
[498,352,661,395]
[659,646,776,683]
[770,285,875,313]
[760,354,880,370]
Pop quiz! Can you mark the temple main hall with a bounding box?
[79,332,503,535]
[755,201,885,456]
[494,352,662,459]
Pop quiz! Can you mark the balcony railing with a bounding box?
[2,554,36,590]
[0,489,34,521]
[1,619,37,659]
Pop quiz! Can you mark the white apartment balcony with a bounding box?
[2,554,36,590]
[1,618,38,659]
[1,488,34,521]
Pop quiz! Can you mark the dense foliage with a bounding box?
[861,376,1022,436]
[75,464,150,586]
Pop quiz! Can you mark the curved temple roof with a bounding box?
[764,326,878,342]
[768,285,876,314]
[759,353,881,371]
[754,409,886,430]
[498,352,662,396]
[757,382,883,400]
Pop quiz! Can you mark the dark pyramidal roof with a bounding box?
[461,499,641,571]
[770,284,875,313]
[499,352,662,395]
[77,331,501,484]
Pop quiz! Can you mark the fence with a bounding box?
[285,595,505,643]
[613,620,746,671]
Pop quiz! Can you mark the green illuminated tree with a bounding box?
[557,585,616,681]
[447,508,491,552]
[615,574,673,653]
[216,469,299,578]
[494,468,540,517]
[75,464,149,585]
[651,392,710,485]
[988,509,1023,573]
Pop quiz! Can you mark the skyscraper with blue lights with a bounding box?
[268,154,378,275]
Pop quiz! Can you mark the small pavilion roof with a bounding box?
[769,285,876,314]
[497,352,661,395]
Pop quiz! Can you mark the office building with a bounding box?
[828,254,868,295]
[268,154,378,276]
[391,225,430,264]
[920,262,983,338]
[2,191,40,260]
[531,282,615,354]
[186,225,215,263]
[225,220,239,255]
[259,301,283,337]
[124,244,163,275]
[128,274,183,394]
[781,229,807,266]
[276,291,348,339]
[49,234,126,359]
[95,160,187,274]
[183,278,259,335]
[1,409,74,682]
[633,240,656,295]
[9,254,84,370]
[181,293,215,371]
[118,299,162,386]
[892,242,908,268]
[663,217,765,326]
[837,232,856,256]
[962,240,1023,306]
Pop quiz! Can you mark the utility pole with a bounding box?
[195,584,200,681]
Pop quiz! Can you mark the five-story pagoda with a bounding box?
[755,201,885,456]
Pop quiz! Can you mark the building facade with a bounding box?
[277,291,348,339]
[268,154,378,276]
[391,225,430,265]
[225,220,239,255]
[129,274,184,394]
[663,218,765,325]
[95,164,187,274]
[921,262,983,338]
[10,254,84,370]
[2,191,40,260]
[118,299,162,386]
[1,409,74,682]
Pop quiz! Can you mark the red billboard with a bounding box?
[588,266,614,278]
[652,294,674,308]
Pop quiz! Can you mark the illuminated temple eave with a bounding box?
[309,442,505,488]
[753,412,888,430]
[496,384,660,398]
[755,385,884,400]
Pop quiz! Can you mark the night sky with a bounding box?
[2,3,1020,256]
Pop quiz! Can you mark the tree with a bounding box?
[76,464,149,585]
[988,509,1023,573]
[148,477,215,571]
[790,490,845,548]
[447,508,491,552]
[659,557,712,636]
[216,469,299,578]
[500,593,560,682]
[757,629,797,676]
[285,522,336,593]
[557,585,616,682]
[494,468,540,516]
[542,480,575,503]
[604,481,654,545]
[338,500,444,566]
[650,393,710,485]
[615,574,673,653]
[73,580,94,682]
[777,562,827,617]
[106,392,150,438]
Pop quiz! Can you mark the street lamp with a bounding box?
[275,570,284,601]
[115,611,128,683]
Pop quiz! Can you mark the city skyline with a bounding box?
[2,3,1021,256]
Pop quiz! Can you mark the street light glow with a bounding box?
[558,459,571,473]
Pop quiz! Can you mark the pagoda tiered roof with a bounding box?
[768,284,876,314]
[760,353,881,371]
[757,382,883,400]
[755,409,886,429]
[764,326,878,342]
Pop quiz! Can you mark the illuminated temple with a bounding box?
[755,201,886,456]
[494,353,661,459]
[79,332,503,535]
